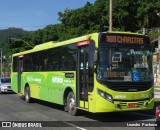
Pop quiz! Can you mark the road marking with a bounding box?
[64,121,87,130]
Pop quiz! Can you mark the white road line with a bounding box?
[64,121,87,130]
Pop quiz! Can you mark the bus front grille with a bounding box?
[118,101,145,108]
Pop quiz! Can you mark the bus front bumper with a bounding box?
[94,97,154,113]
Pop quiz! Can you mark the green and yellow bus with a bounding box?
[11,32,154,115]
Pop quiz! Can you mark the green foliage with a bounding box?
[148,28,160,41]
[0,27,32,44]
[6,0,160,50]
[2,0,160,58]
[136,0,160,28]
[0,28,33,73]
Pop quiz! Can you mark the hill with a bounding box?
[0,27,33,47]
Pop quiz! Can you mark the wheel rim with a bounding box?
[68,98,75,112]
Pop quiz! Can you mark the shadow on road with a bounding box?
[79,101,160,122]
[137,101,160,116]
[28,98,157,122]
[0,91,16,95]
[32,99,65,112]
[82,111,154,122]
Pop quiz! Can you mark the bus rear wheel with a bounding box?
[67,92,78,116]
[24,86,32,103]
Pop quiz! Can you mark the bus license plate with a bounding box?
[128,103,139,108]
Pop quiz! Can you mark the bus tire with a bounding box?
[24,86,32,103]
[67,91,78,116]
[64,102,68,112]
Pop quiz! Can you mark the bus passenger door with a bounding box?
[77,45,89,110]
[18,55,23,93]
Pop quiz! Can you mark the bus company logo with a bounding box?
[52,77,63,83]
[115,95,126,99]
[27,77,42,83]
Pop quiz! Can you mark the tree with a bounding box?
[4,0,160,57]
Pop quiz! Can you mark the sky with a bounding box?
[0,0,96,31]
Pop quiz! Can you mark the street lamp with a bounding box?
[9,38,33,49]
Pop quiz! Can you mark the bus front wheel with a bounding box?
[67,92,78,116]
[24,86,32,103]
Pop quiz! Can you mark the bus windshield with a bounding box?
[97,47,152,82]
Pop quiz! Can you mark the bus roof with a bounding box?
[12,33,98,56]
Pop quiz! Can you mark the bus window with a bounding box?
[47,48,59,71]
[61,44,77,71]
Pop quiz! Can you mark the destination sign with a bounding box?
[106,35,144,44]
[99,33,150,45]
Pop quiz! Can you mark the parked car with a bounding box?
[156,106,160,121]
[0,77,12,93]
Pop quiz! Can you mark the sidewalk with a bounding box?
[155,87,160,90]
[154,84,160,87]
[154,85,160,99]
[155,95,160,98]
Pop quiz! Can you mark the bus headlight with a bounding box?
[97,89,113,103]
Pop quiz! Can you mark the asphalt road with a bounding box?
[0,93,159,130]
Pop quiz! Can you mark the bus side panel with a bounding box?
[23,72,45,99]
[22,72,76,105]
[88,74,97,112]
[43,72,76,105]
[44,72,64,104]
[11,73,18,93]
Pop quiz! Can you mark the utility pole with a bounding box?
[109,0,112,32]
[158,36,160,74]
